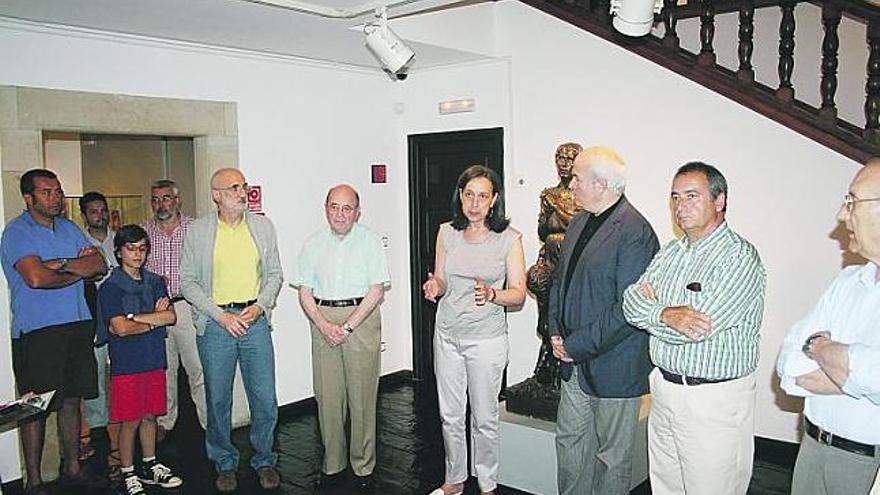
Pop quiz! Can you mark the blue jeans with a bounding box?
[197,314,278,472]
[84,344,109,428]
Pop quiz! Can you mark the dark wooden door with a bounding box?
[408,127,504,384]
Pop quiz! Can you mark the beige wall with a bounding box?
[0,86,237,223]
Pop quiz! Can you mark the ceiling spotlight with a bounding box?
[609,0,663,37]
[364,8,414,80]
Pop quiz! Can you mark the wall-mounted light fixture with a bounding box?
[438,98,476,115]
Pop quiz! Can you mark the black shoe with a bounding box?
[138,460,183,488]
[315,470,346,489]
[354,474,373,492]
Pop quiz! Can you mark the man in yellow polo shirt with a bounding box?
[180,168,283,493]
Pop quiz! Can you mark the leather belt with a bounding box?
[315,298,363,307]
[659,368,735,386]
[218,299,257,311]
[806,418,877,457]
[169,295,186,304]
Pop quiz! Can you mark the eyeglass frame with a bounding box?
[214,182,249,194]
[150,194,179,203]
[842,192,880,212]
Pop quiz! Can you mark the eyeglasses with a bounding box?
[123,244,149,254]
[327,203,356,215]
[150,194,179,203]
[214,183,248,194]
[843,193,880,212]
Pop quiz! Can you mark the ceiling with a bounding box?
[0,0,491,71]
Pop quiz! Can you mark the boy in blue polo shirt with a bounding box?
[97,225,183,495]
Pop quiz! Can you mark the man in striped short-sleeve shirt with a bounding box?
[623,162,766,495]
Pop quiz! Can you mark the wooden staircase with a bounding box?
[520,0,880,163]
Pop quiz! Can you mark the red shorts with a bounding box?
[109,369,166,422]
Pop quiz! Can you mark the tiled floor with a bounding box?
[10,373,795,494]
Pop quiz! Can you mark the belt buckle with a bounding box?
[817,429,834,446]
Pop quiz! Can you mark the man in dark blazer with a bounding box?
[549,146,659,495]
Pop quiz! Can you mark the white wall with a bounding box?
[396,0,864,443]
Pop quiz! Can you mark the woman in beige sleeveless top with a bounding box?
[422,165,527,495]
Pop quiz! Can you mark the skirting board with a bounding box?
[498,397,650,495]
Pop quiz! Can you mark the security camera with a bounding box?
[394,71,408,81]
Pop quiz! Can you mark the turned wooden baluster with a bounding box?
[819,3,841,122]
[866,18,880,143]
[697,0,716,66]
[662,0,679,50]
[736,0,755,83]
[776,0,796,102]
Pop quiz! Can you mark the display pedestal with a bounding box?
[498,396,651,495]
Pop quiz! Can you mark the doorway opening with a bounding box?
[43,132,197,228]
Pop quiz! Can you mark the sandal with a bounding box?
[107,449,122,482]
[78,440,96,461]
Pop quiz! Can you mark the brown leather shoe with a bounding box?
[257,466,281,490]
[215,471,237,493]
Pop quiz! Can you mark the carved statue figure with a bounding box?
[526,142,582,387]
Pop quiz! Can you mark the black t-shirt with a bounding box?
[562,197,622,296]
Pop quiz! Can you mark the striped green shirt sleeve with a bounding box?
[623,222,766,379]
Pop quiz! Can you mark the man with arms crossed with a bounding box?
[1,169,107,494]
[623,162,766,495]
[778,160,880,495]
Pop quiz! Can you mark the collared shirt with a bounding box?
[622,222,766,379]
[777,262,880,443]
[293,223,390,300]
[1,212,93,337]
[212,218,259,304]
[143,215,192,298]
[84,228,117,287]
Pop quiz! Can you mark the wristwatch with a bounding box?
[57,258,69,274]
[802,333,825,354]
[342,322,354,334]
[126,313,135,321]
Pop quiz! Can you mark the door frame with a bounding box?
[407,127,504,383]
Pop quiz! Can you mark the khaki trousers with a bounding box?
[159,300,207,430]
[648,368,756,495]
[310,305,381,476]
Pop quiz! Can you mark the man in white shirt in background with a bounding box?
[777,159,880,495]
[80,192,117,444]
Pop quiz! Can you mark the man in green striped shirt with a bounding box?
[622,162,766,495]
